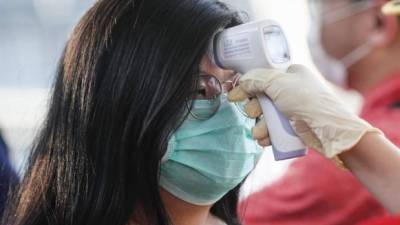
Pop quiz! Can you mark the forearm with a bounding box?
[340,133,400,214]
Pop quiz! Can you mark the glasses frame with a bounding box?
[186,73,248,120]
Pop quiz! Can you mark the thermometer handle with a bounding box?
[257,94,307,160]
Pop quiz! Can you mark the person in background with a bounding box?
[239,0,400,225]
[0,130,18,216]
[357,3,400,225]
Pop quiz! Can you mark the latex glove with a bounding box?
[228,64,381,158]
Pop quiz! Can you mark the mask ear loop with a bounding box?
[228,73,252,118]
[161,135,176,163]
[341,40,374,67]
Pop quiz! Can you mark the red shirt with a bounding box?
[361,75,400,145]
[359,216,400,225]
[239,74,400,225]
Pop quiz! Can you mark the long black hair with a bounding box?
[1,0,242,225]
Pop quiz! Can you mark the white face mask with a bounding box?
[307,0,376,87]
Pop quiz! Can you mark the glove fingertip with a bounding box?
[252,120,269,140]
[257,137,271,147]
[245,99,263,118]
[228,87,249,102]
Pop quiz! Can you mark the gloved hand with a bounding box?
[228,64,381,158]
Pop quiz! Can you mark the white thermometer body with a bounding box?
[210,19,307,160]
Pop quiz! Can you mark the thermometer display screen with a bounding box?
[263,26,291,64]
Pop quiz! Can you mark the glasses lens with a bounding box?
[187,97,221,120]
[188,73,252,120]
[194,75,222,100]
[188,75,222,120]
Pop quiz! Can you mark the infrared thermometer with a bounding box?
[210,19,307,161]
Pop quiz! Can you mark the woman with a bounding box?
[2,1,252,225]
[2,0,400,225]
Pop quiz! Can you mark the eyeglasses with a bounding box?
[187,73,249,120]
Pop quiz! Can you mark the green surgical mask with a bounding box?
[160,95,262,205]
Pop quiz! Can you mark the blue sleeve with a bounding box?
[0,134,18,215]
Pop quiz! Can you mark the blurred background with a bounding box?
[0,0,97,172]
[0,0,312,181]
